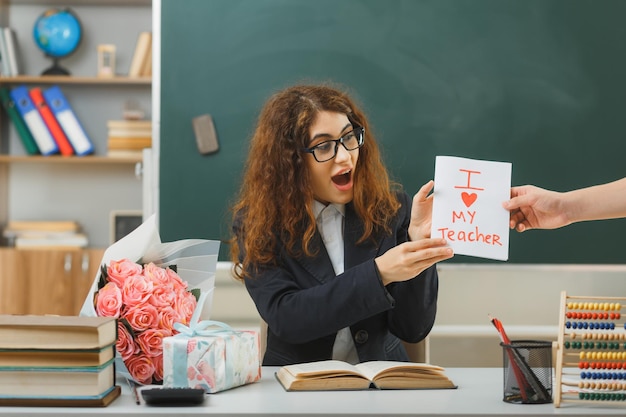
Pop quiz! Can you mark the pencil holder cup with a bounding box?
[500,340,553,404]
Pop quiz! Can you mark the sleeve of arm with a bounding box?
[244,259,395,344]
[384,191,439,343]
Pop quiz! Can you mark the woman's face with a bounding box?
[305,111,359,205]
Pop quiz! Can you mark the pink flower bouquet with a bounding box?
[94,258,199,384]
[79,215,220,385]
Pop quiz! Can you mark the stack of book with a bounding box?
[3,220,88,248]
[0,315,120,407]
[107,119,152,158]
[0,84,94,157]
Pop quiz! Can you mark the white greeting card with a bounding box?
[431,156,511,261]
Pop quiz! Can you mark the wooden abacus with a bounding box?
[555,291,626,407]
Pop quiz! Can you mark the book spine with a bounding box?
[29,87,74,156]
[3,27,20,76]
[128,32,151,77]
[0,27,12,76]
[140,35,152,76]
[42,85,94,156]
[9,86,59,155]
[0,87,39,155]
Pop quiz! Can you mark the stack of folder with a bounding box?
[0,85,94,157]
[0,315,120,407]
[107,119,152,158]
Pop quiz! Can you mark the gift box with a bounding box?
[162,325,261,393]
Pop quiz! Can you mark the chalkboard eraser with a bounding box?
[192,114,219,155]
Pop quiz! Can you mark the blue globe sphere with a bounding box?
[33,8,82,58]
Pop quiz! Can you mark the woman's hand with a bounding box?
[408,180,435,241]
[375,238,453,286]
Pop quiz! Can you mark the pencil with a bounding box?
[126,378,140,405]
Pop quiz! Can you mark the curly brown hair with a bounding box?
[230,83,401,280]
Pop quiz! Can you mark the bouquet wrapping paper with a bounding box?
[79,214,220,384]
[163,320,261,393]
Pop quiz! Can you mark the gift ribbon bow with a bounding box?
[173,291,234,337]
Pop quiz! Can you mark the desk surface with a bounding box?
[0,368,624,417]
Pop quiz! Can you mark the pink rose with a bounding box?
[122,274,153,306]
[95,282,122,318]
[157,306,182,332]
[125,353,155,385]
[107,258,143,288]
[116,321,138,360]
[148,284,176,308]
[174,290,197,325]
[166,268,187,291]
[143,262,170,286]
[136,328,170,357]
[123,303,159,332]
[152,354,164,382]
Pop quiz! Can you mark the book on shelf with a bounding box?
[0,27,11,76]
[9,85,59,156]
[107,119,152,130]
[106,149,145,158]
[14,232,89,248]
[0,87,39,155]
[30,87,74,156]
[0,344,115,368]
[108,137,152,149]
[107,120,152,138]
[2,27,21,76]
[128,31,152,77]
[0,385,120,408]
[142,41,152,76]
[275,360,457,391]
[0,359,116,399]
[4,220,81,233]
[0,315,117,351]
[43,85,95,156]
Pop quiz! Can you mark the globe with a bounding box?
[33,8,82,75]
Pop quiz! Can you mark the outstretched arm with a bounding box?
[503,178,626,232]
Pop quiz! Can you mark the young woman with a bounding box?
[230,84,453,366]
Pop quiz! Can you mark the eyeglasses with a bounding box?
[302,127,365,163]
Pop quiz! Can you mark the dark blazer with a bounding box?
[238,191,439,366]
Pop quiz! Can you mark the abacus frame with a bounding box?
[555,291,626,407]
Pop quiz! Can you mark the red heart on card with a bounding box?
[461,192,478,207]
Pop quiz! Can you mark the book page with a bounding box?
[355,361,444,381]
[282,360,363,378]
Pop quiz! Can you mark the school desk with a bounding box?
[0,367,623,417]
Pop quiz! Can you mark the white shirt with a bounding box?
[313,200,359,364]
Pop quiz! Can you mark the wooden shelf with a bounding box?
[0,76,151,85]
[0,155,142,164]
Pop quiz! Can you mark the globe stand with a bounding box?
[41,57,70,76]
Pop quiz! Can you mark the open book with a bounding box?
[276,360,457,391]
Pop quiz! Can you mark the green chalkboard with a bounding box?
[160,0,626,263]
